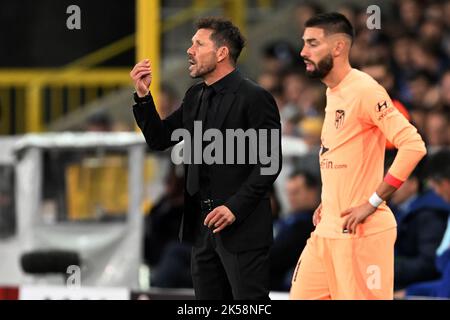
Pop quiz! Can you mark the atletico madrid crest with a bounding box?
[335,109,345,129]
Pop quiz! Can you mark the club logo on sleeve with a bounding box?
[335,110,345,129]
[375,100,394,121]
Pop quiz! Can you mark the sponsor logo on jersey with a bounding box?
[375,100,394,121]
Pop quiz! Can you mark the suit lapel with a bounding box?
[212,71,243,130]
[213,92,236,130]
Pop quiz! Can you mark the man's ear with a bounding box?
[217,46,229,63]
[332,38,350,58]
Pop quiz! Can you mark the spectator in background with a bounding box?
[444,2,450,57]
[293,2,323,36]
[409,108,428,139]
[261,41,300,74]
[159,83,180,119]
[426,149,450,204]
[270,170,319,291]
[389,159,449,290]
[403,149,450,299]
[278,70,304,136]
[409,41,445,81]
[391,35,414,93]
[257,72,280,93]
[419,19,445,49]
[85,112,112,132]
[151,240,193,289]
[367,33,393,65]
[424,1,445,25]
[278,69,324,139]
[257,73,285,115]
[298,117,322,152]
[297,83,324,118]
[336,3,359,32]
[405,70,435,110]
[424,111,449,151]
[281,70,307,107]
[145,164,193,289]
[143,164,184,268]
[438,69,450,111]
[397,0,423,34]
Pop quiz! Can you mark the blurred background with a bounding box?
[0,0,449,300]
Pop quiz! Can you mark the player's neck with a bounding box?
[204,64,235,86]
[322,62,352,89]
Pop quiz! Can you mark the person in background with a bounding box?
[424,111,449,151]
[403,149,450,299]
[143,164,184,268]
[158,83,180,119]
[270,170,319,291]
[85,112,113,132]
[389,158,449,290]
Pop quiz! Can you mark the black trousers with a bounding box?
[191,218,270,300]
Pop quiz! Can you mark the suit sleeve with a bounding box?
[133,92,184,151]
[362,86,427,184]
[225,87,282,223]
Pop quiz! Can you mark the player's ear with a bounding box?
[333,39,346,57]
[216,46,229,63]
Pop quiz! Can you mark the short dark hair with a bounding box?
[196,17,246,65]
[305,12,355,42]
[426,149,450,182]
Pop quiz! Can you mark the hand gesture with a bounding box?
[130,59,152,97]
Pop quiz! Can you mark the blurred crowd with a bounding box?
[256,0,450,153]
[142,0,450,298]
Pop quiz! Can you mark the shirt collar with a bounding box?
[206,69,241,94]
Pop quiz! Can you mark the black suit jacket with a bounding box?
[133,70,282,252]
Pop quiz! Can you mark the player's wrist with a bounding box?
[368,192,384,208]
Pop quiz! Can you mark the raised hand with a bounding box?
[130,59,152,97]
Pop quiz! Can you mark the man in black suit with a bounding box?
[130,17,282,300]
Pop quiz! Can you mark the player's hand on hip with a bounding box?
[312,203,322,226]
[340,202,377,235]
[130,59,152,97]
[204,205,236,234]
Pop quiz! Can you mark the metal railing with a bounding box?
[0,0,274,135]
[0,69,131,134]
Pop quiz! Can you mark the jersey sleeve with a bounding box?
[361,85,427,183]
